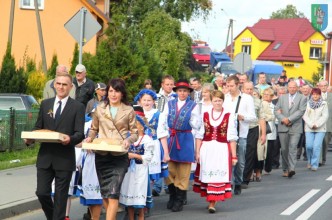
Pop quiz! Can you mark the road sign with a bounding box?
[64,7,102,63]
[233,52,252,73]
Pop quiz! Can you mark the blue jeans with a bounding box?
[153,178,168,193]
[233,137,247,186]
[306,132,325,169]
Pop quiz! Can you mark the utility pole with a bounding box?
[8,0,15,49]
[34,0,47,74]
[225,19,234,60]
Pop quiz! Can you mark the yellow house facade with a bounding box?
[233,18,326,81]
[0,0,110,69]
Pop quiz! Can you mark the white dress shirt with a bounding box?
[223,92,256,138]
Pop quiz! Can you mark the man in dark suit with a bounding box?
[25,72,85,220]
[274,81,307,178]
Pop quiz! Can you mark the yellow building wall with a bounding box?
[0,0,103,70]
[233,29,326,81]
[234,29,271,61]
[276,32,326,81]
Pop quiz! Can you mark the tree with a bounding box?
[69,43,79,75]
[47,53,59,79]
[270,4,306,19]
[0,43,18,93]
[140,9,193,81]
[26,70,47,101]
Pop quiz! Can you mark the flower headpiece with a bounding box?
[134,89,157,103]
[133,105,152,135]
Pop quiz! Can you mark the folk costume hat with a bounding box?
[134,89,157,103]
[173,79,193,92]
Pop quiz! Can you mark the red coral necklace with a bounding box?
[212,108,223,121]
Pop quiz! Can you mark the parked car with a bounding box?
[0,93,39,110]
[0,94,39,151]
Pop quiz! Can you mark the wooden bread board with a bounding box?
[82,138,125,152]
[21,131,66,143]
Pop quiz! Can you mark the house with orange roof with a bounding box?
[0,0,110,70]
[233,18,327,81]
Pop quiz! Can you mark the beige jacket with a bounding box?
[257,101,276,161]
[88,102,138,155]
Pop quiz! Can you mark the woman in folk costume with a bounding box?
[134,89,170,181]
[119,106,154,220]
[193,90,238,214]
[164,79,201,212]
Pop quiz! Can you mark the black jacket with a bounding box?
[73,77,95,107]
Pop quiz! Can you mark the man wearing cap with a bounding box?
[85,82,107,115]
[73,64,95,107]
[43,65,76,99]
[164,79,201,212]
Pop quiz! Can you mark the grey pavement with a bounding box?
[1,150,332,220]
[0,165,39,219]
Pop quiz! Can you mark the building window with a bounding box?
[309,47,322,59]
[20,0,44,10]
[242,45,251,55]
[273,43,282,50]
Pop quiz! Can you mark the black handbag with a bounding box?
[266,121,272,134]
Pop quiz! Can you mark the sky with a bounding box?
[181,0,332,52]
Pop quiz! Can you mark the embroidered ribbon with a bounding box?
[129,159,136,172]
[169,128,192,150]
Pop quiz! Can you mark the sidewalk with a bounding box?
[0,165,39,219]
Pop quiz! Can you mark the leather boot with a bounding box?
[167,184,176,209]
[234,184,242,195]
[172,188,185,212]
[183,190,187,205]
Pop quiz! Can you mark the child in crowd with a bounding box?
[119,106,154,220]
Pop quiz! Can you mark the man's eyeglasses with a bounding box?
[75,71,83,74]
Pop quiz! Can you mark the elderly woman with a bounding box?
[86,78,138,220]
[303,88,329,171]
[194,90,238,213]
[259,87,277,174]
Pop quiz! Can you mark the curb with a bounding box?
[1,199,40,219]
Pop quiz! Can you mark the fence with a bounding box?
[0,108,39,151]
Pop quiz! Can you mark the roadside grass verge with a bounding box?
[0,145,39,170]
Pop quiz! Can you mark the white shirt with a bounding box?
[223,92,256,138]
[53,96,69,118]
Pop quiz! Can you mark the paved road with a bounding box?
[2,154,332,220]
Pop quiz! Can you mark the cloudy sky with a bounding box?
[181,0,332,51]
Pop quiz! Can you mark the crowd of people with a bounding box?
[25,65,332,220]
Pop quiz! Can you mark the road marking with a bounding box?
[295,187,332,220]
[280,189,320,216]
[326,175,332,181]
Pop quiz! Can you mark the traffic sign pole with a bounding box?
[79,8,87,64]
[65,7,102,65]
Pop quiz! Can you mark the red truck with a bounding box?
[191,41,211,68]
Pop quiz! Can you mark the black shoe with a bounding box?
[241,183,249,189]
[234,185,242,195]
[288,170,296,178]
[303,157,308,161]
[152,189,160,197]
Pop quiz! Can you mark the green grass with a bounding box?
[0,145,39,170]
